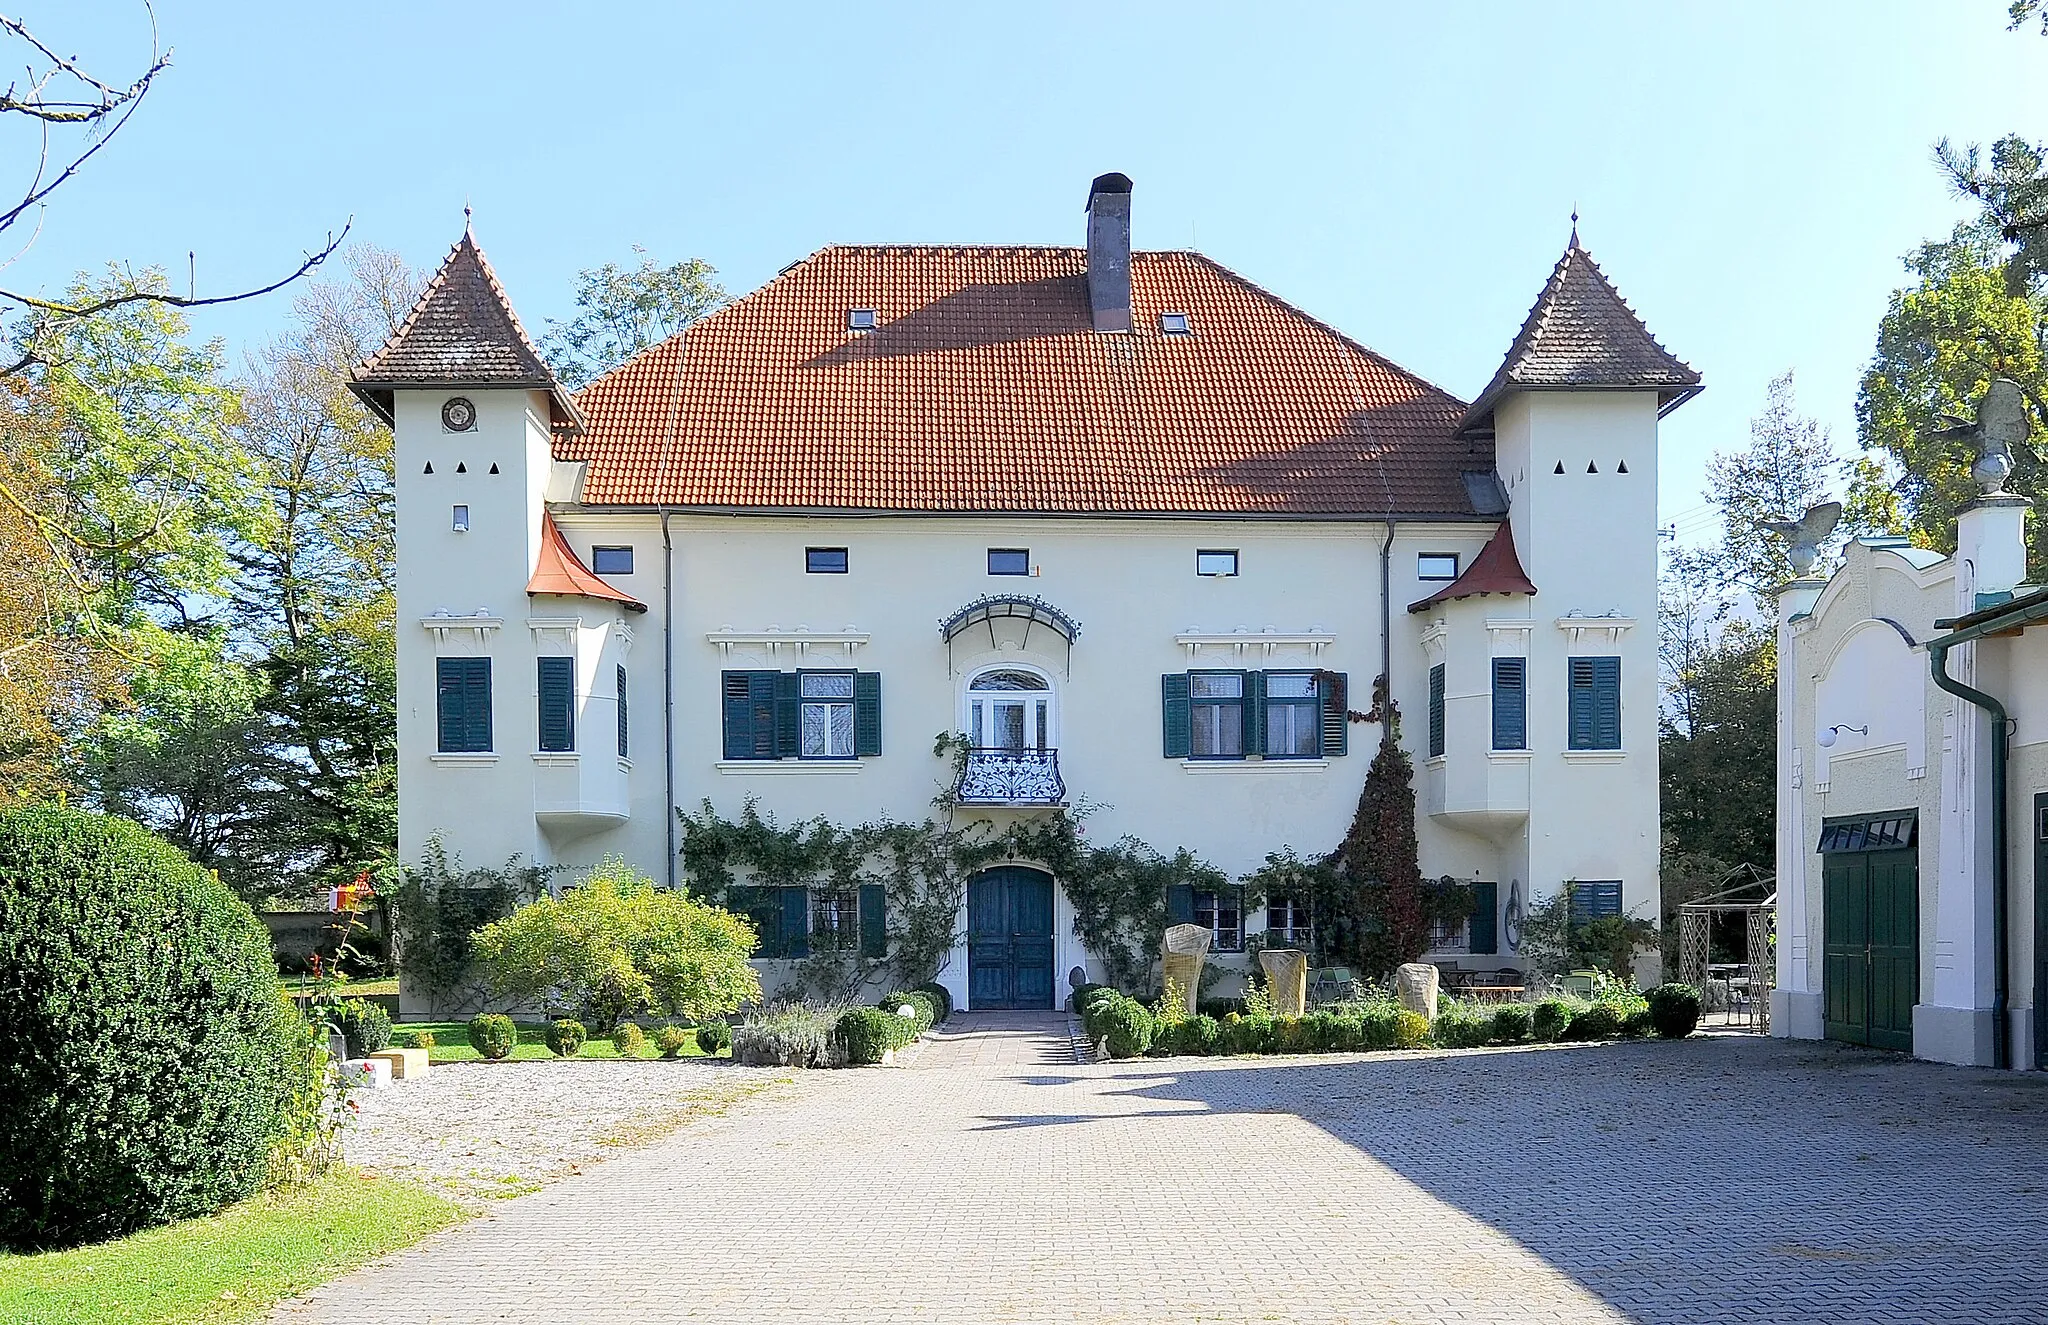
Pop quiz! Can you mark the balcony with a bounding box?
[955,748,1065,806]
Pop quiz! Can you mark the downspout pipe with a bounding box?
[1380,523,1393,696]
[1928,640,2010,1069]
[662,509,677,892]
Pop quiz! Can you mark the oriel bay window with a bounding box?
[721,670,882,761]
[1162,669,1350,761]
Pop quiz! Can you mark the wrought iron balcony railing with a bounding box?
[955,747,1065,805]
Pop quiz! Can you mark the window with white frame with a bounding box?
[967,667,1052,750]
[1264,672,1320,758]
[1189,672,1244,758]
[799,672,856,759]
[1195,889,1244,952]
[1266,895,1311,947]
[1428,913,1469,953]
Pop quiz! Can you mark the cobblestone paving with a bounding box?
[278,1016,2048,1324]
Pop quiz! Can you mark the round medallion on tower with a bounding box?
[440,396,477,432]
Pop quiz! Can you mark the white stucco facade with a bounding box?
[1773,495,2046,1069]
[378,213,1691,1012]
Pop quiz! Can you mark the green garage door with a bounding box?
[1820,812,1919,1052]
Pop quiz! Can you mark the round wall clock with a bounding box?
[441,397,477,432]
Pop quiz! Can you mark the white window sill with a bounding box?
[430,753,499,765]
[618,757,634,774]
[533,753,578,767]
[716,760,864,775]
[1424,755,1447,768]
[1562,750,1627,763]
[1180,758,1328,773]
[1488,750,1532,762]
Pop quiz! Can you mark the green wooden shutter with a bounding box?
[858,882,886,959]
[1491,658,1526,751]
[730,884,776,958]
[854,671,882,757]
[1320,671,1348,756]
[437,658,492,753]
[616,664,629,759]
[1241,670,1266,757]
[436,659,464,751]
[780,885,811,958]
[1166,884,1196,926]
[1161,674,1191,758]
[537,657,575,752]
[1592,656,1621,750]
[1568,658,1597,750]
[1469,881,1499,955]
[1428,664,1446,758]
[773,672,801,758]
[722,671,779,760]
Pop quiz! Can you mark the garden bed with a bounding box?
[392,1020,720,1064]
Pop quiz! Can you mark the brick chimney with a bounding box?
[1085,172,1133,333]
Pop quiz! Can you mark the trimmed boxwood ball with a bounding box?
[1646,982,1704,1039]
[1565,1002,1624,1040]
[611,1022,646,1057]
[1099,999,1154,1058]
[0,806,306,1251]
[1490,1003,1534,1044]
[877,990,937,1033]
[327,998,393,1058]
[696,1019,732,1055]
[653,1024,691,1058]
[838,1008,902,1064]
[545,1018,587,1057]
[468,1013,517,1060]
[912,981,952,1021]
[1531,998,1575,1043]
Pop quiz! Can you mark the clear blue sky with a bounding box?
[20,3,2048,538]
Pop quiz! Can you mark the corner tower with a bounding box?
[1457,230,1700,973]
[351,227,599,879]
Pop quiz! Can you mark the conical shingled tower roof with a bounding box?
[350,228,583,432]
[1457,236,1700,437]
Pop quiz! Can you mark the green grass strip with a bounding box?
[0,1172,465,1325]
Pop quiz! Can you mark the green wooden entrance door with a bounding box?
[967,867,1055,1010]
[1821,813,1919,1052]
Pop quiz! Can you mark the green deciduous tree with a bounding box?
[1704,372,1850,604]
[472,856,762,1027]
[540,249,728,387]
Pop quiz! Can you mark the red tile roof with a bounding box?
[527,512,646,612]
[1407,521,1537,613]
[559,246,1494,517]
[351,230,583,433]
[1457,237,1699,437]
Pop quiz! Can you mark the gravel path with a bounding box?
[345,1059,791,1200]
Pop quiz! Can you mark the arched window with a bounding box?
[966,667,1054,751]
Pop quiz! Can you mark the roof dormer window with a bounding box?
[1160,312,1191,335]
[846,308,877,332]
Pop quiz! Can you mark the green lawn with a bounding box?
[395,1020,722,1063]
[0,1173,465,1325]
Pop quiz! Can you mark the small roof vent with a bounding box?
[1159,312,1191,335]
[847,308,877,332]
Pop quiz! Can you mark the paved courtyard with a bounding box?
[278,1015,2048,1324]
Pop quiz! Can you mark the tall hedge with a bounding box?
[0,806,304,1250]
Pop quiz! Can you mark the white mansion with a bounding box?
[357,174,1698,1012]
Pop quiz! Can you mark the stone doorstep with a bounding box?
[364,1047,430,1080]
